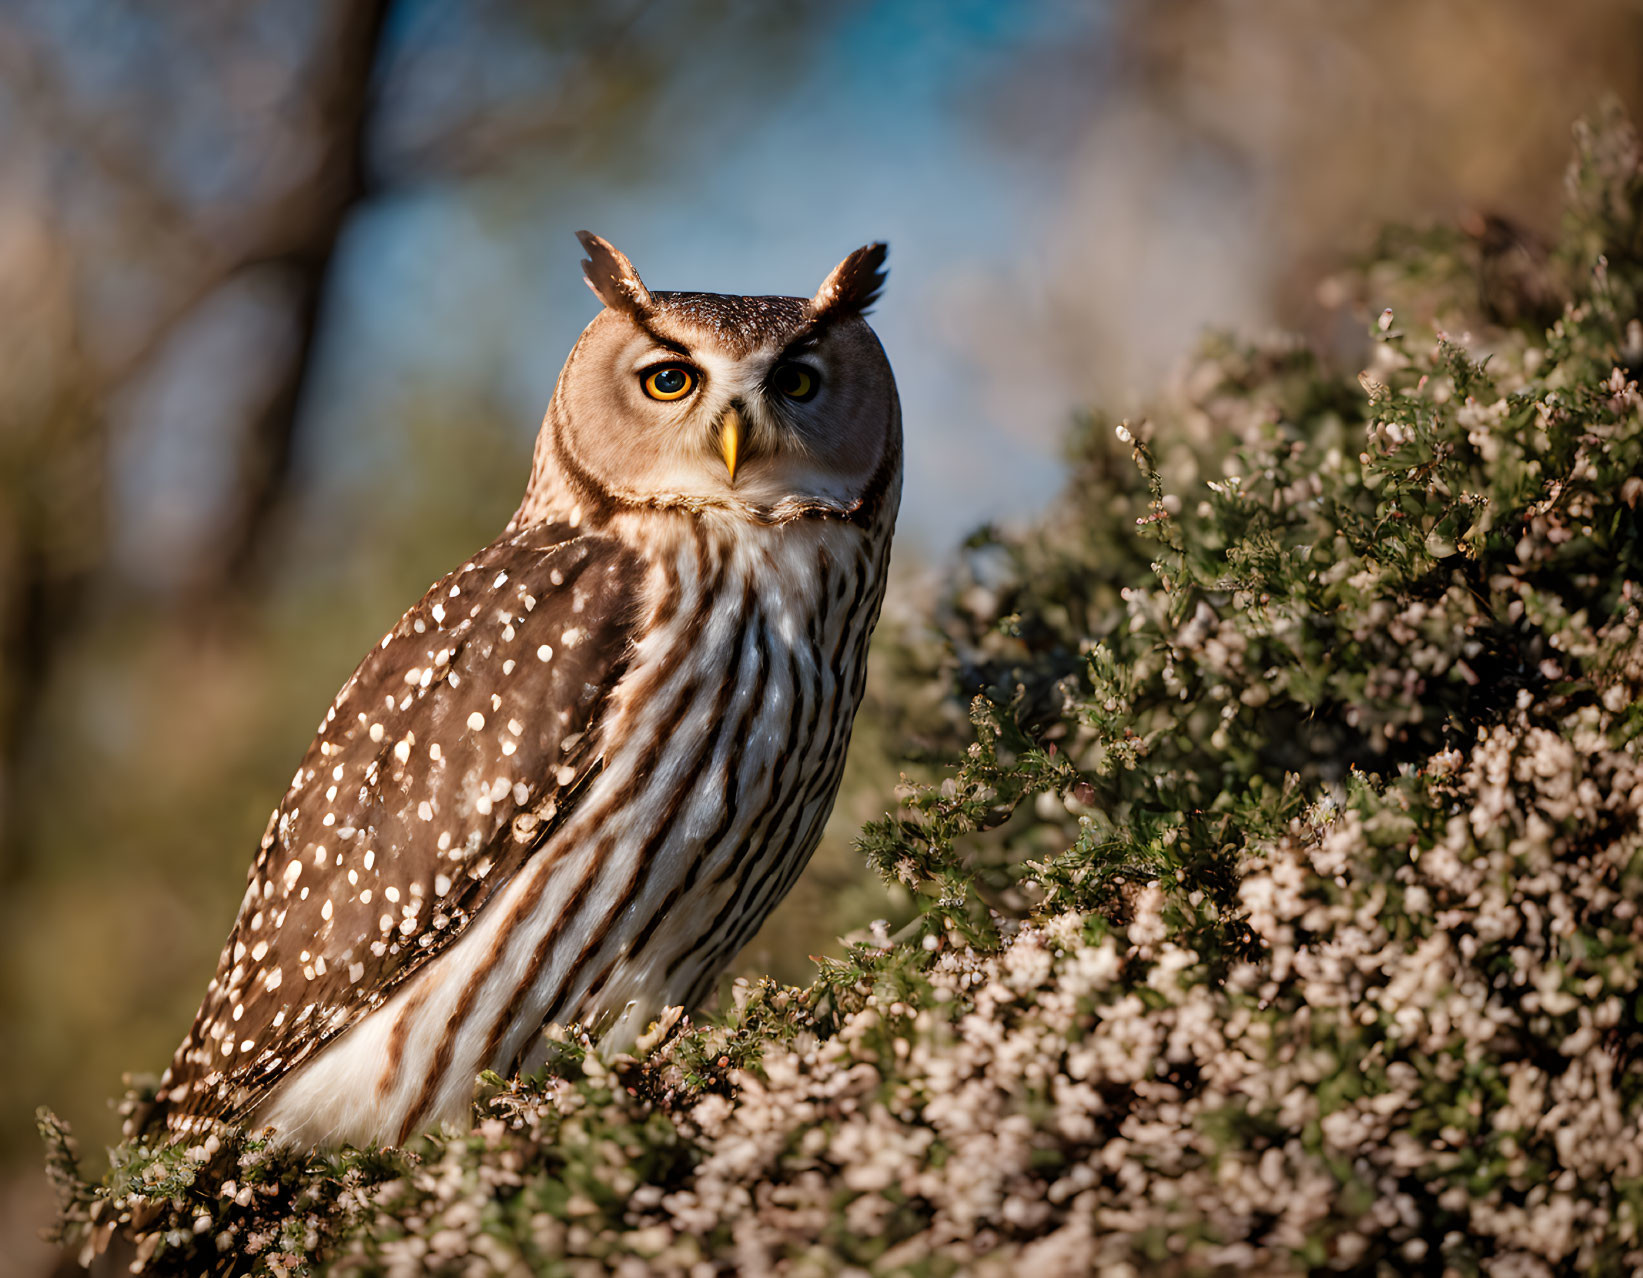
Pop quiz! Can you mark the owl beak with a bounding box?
[718,405,744,484]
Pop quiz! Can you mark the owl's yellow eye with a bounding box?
[772,363,818,402]
[642,365,697,401]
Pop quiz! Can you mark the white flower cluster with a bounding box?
[296,682,1643,1275]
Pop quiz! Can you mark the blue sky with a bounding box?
[299,2,1110,558]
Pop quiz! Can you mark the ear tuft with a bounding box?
[811,242,888,318]
[576,231,653,316]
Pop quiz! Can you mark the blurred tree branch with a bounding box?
[213,1,391,585]
[0,1,389,881]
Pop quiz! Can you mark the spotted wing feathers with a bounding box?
[154,524,644,1129]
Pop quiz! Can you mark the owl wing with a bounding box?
[158,521,646,1128]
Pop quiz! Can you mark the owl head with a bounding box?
[527,233,899,527]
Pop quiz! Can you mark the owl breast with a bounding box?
[254,509,892,1147]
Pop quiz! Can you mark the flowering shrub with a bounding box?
[43,108,1643,1275]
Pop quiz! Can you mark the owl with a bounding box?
[145,234,899,1148]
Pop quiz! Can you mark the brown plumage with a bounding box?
[147,235,901,1147]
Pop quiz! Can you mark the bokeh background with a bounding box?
[2,0,1640,1267]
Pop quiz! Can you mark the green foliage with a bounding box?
[44,108,1643,1274]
